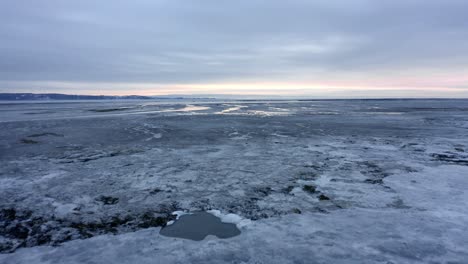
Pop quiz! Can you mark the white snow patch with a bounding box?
[177,105,210,112]
[52,202,77,218]
[172,210,192,220]
[34,171,66,184]
[207,210,252,228]
[271,133,289,138]
[216,105,247,114]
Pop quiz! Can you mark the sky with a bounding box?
[1,0,468,98]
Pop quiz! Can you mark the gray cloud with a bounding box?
[1,0,468,93]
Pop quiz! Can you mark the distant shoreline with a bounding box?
[1,93,468,101]
[0,93,214,101]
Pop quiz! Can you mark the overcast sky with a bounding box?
[1,0,468,97]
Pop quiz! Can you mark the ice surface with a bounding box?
[1,99,468,263]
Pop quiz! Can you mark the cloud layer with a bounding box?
[1,0,468,96]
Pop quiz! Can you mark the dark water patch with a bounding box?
[57,149,144,163]
[23,111,56,115]
[252,186,272,197]
[454,147,465,152]
[20,138,39,144]
[296,171,319,180]
[318,194,331,201]
[431,153,468,166]
[291,208,302,214]
[303,185,317,193]
[358,161,391,178]
[387,198,411,209]
[364,178,384,184]
[282,185,295,194]
[96,196,119,205]
[89,107,132,113]
[149,188,163,195]
[160,212,241,241]
[28,132,64,138]
[330,178,357,183]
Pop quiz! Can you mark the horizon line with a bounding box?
[1,92,468,100]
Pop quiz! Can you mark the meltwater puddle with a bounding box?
[159,211,242,241]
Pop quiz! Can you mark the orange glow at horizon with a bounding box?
[3,71,468,97]
[57,82,467,97]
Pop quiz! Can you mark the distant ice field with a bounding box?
[1,99,468,263]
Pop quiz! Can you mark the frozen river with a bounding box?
[1,99,468,263]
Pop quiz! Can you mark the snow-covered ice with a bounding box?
[1,99,468,263]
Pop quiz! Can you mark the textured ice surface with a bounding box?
[1,99,468,263]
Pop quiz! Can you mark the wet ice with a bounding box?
[160,212,241,241]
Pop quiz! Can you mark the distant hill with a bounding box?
[0,93,154,100]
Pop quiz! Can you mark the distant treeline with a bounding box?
[0,93,153,100]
